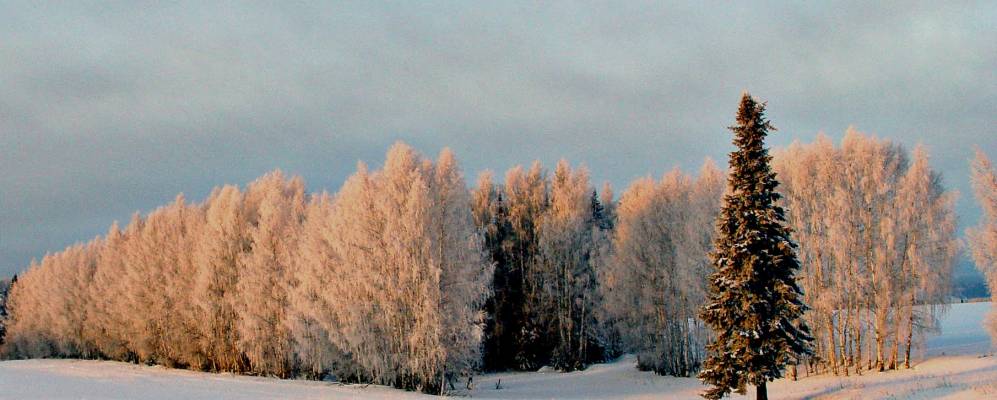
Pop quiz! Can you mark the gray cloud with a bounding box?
[2,1,995,276]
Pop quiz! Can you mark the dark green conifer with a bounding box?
[699,93,813,400]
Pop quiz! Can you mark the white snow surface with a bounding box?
[1,302,994,400]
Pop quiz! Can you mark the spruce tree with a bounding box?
[480,191,520,371]
[0,276,10,346]
[699,93,812,400]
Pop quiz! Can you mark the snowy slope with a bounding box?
[1,302,993,400]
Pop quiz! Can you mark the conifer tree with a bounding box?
[598,182,616,230]
[473,172,519,371]
[699,93,812,400]
[0,275,12,346]
[0,274,17,345]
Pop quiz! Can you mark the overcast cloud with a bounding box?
[1,1,995,277]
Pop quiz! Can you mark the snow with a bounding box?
[1,302,994,400]
[0,360,429,400]
[926,302,992,357]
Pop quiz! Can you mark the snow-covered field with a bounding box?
[1,302,993,400]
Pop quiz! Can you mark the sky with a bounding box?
[1,1,995,277]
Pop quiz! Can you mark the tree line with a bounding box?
[0,130,967,394]
[3,144,491,394]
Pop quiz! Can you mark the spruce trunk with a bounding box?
[756,381,768,400]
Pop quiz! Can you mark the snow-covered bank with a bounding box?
[1,302,993,400]
[0,358,429,400]
[470,352,997,400]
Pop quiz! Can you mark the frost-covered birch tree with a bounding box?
[286,143,491,393]
[601,162,723,377]
[194,186,248,372]
[431,149,493,382]
[535,160,603,371]
[235,172,306,377]
[969,149,997,340]
[285,191,347,379]
[3,242,99,358]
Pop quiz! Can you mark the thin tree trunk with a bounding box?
[854,322,863,376]
[580,294,587,365]
[439,367,446,396]
[756,381,768,400]
[837,317,848,376]
[867,309,875,371]
[890,314,900,370]
[827,320,839,375]
[904,293,915,368]
[875,309,886,372]
[812,333,822,375]
[903,233,916,369]
[845,318,853,367]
